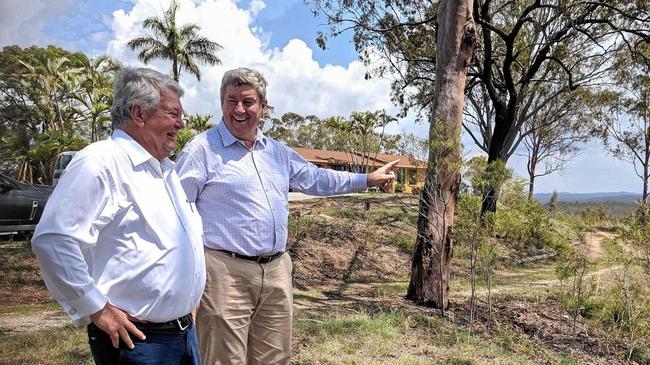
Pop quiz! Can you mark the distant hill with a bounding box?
[533,192,642,203]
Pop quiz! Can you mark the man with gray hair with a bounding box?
[176,67,398,364]
[32,67,206,365]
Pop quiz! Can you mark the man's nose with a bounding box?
[234,102,246,113]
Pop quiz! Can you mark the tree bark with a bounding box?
[527,157,537,202]
[407,0,476,311]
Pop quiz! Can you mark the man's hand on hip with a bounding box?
[90,303,146,349]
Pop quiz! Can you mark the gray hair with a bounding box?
[111,67,184,129]
[220,67,268,105]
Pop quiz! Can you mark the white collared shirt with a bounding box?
[32,130,206,327]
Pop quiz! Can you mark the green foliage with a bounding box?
[184,113,213,133]
[266,110,398,173]
[495,181,571,253]
[296,310,406,342]
[463,156,512,199]
[394,182,405,193]
[579,205,607,225]
[175,128,196,155]
[621,203,650,272]
[372,282,408,296]
[288,215,319,240]
[0,45,116,183]
[0,327,92,365]
[175,113,214,153]
[591,248,650,359]
[555,239,596,331]
[597,40,650,203]
[366,206,419,225]
[127,0,221,81]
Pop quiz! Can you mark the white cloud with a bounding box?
[103,0,397,125]
[0,0,74,46]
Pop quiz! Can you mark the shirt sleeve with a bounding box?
[286,146,367,195]
[31,153,115,326]
[175,146,207,203]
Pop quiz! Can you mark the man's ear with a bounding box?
[130,104,145,128]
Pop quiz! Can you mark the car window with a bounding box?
[0,175,18,190]
[55,154,74,169]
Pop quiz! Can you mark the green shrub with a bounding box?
[495,182,572,254]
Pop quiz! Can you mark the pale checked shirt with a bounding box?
[175,120,367,256]
[32,130,206,327]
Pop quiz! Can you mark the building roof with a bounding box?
[291,147,427,169]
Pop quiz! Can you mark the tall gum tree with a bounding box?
[309,0,476,309]
[405,0,476,310]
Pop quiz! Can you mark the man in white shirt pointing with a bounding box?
[32,67,206,365]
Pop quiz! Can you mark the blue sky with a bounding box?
[0,0,638,194]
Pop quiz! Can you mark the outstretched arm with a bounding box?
[367,159,399,188]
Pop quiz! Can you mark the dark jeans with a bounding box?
[87,322,200,365]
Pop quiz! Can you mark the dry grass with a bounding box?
[0,326,92,365]
[1,194,647,365]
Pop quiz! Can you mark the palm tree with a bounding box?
[20,56,82,132]
[184,113,213,132]
[127,0,222,81]
[72,55,120,142]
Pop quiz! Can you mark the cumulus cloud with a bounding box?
[105,0,399,123]
[0,0,74,47]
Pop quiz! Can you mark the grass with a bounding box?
[392,232,416,253]
[0,326,92,365]
[0,302,60,316]
[2,194,646,364]
[372,282,408,296]
[292,307,543,365]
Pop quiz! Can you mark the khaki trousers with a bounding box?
[197,249,293,365]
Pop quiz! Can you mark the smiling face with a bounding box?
[221,84,266,148]
[127,87,184,160]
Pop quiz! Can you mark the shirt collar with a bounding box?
[112,129,172,170]
[217,118,267,148]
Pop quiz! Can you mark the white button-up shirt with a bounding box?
[175,121,367,256]
[32,130,206,327]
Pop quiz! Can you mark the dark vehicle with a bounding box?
[0,173,53,235]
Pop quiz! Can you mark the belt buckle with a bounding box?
[176,316,190,331]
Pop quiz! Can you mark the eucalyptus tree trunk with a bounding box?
[406,0,476,311]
